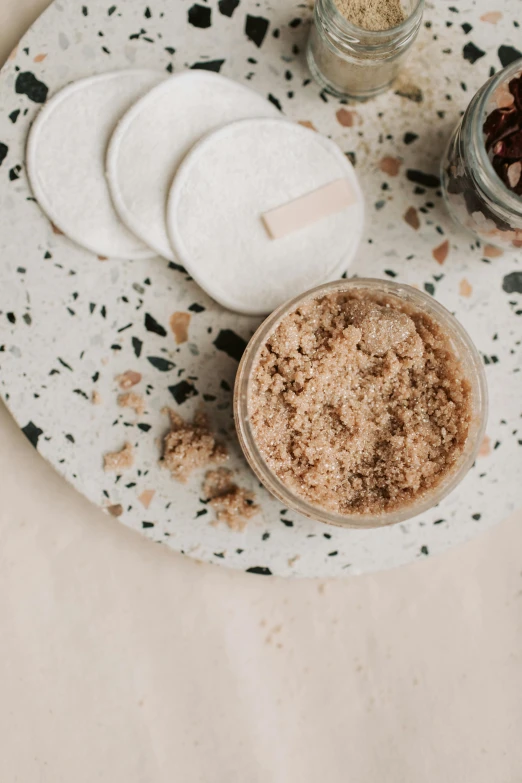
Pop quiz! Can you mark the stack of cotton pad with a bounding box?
[27,68,364,315]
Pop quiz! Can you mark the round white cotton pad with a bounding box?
[106,71,279,261]
[166,118,365,315]
[26,69,166,259]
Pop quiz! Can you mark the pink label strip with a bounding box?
[261,178,355,240]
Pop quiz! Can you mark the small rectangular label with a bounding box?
[261,179,355,240]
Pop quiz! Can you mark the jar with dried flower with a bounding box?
[441,59,522,251]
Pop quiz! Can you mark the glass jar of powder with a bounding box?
[306,0,425,100]
[441,59,522,251]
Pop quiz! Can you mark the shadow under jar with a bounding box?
[234,279,488,530]
[306,0,425,100]
[441,59,522,251]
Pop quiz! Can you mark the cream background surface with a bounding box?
[1,2,522,781]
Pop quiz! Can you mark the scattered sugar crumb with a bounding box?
[161,408,227,482]
[138,489,155,509]
[92,390,102,405]
[107,504,123,517]
[287,555,300,567]
[104,442,134,472]
[169,311,191,344]
[203,468,260,532]
[118,391,145,416]
[116,370,142,389]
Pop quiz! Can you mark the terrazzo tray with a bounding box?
[0,0,521,577]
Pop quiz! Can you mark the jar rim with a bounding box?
[234,278,488,530]
[472,58,522,217]
[319,0,425,41]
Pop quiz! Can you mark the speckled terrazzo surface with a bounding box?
[0,0,521,577]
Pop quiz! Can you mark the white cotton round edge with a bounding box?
[106,70,280,262]
[166,117,366,316]
[26,69,166,260]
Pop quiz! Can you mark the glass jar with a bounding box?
[306,0,425,101]
[441,59,522,251]
[234,279,488,530]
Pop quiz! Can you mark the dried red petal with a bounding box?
[483,107,519,151]
[500,129,522,159]
[509,74,522,112]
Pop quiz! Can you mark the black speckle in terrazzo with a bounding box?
[0,143,7,166]
[8,110,20,124]
[461,22,472,34]
[190,59,225,72]
[280,517,294,527]
[196,509,208,517]
[58,357,72,371]
[218,0,239,17]
[245,14,269,48]
[168,261,188,275]
[108,5,116,16]
[188,4,211,29]
[142,521,154,529]
[246,566,272,576]
[472,513,482,521]
[137,423,151,432]
[188,303,205,313]
[144,313,167,336]
[406,169,441,188]
[268,93,282,111]
[433,519,445,525]
[420,545,429,556]
[502,272,522,294]
[82,5,88,15]
[463,41,485,64]
[147,356,175,372]
[65,433,75,443]
[213,329,247,362]
[6,312,15,324]
[498,45,522,67]
[169,380,198,404]
[132,336,143,357]
[22,421,43,448]
[9,165,22,181]
[404,132,418,145]
[15,72,48,103]
[144,6,152,18]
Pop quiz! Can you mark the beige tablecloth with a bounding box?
[1,3,522,780]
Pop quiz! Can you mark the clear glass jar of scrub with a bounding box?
[306,0,425,101]
[441,59,522,251]
[234,279,487,530]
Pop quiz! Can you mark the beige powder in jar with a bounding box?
[334,0,405,31]
[248,290,472,516]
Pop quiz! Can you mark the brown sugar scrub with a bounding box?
[203,468,260,532]
[161,408,228,482]
[247,288,476,517]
